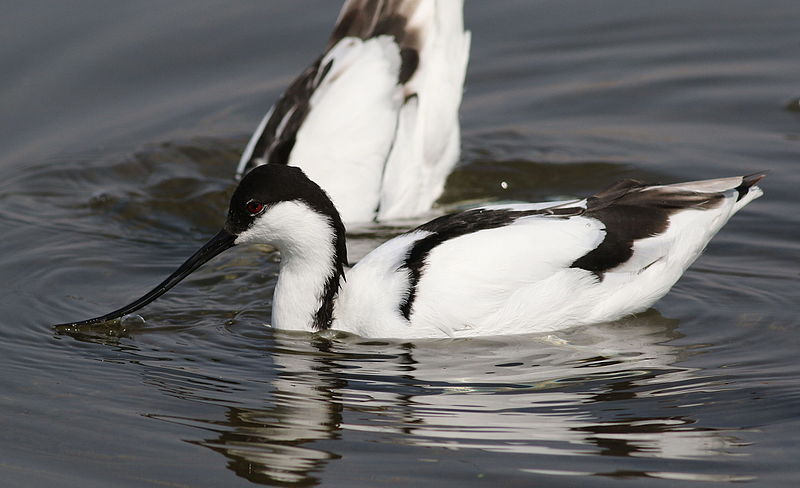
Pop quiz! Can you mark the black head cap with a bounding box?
[225,164,343,235]
[225,164,349,272]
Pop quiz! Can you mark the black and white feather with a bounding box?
[334,173,765,337]
[236,0,470,223]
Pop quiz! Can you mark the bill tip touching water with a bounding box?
[53,165,765,338]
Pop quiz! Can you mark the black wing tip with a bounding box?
[742,171,768,187]
[589,178,646,201]
[737,171,768,201]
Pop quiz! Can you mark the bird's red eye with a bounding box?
[245,200,264,215]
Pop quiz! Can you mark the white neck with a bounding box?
[234,201,340,331]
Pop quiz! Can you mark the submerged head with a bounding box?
[54,164,347,328]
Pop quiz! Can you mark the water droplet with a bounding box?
[119,314,146,327]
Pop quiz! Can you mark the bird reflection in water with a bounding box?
[166,336,345,486]
[75,309,752,485]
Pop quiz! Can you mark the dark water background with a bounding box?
[1,1,799,486]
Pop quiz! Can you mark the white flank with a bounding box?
[582,181,763,324]
[400,215,606,337]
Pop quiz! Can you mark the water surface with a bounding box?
[1,1,799,486]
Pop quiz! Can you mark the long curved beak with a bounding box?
[54,229,237,328]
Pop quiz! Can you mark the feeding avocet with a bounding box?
[55,165,764,338]
[237,0,470,223]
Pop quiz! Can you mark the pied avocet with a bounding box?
[236,0,470,223]
[55,165,764,338]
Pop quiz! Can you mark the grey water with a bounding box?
[1,1,799,486]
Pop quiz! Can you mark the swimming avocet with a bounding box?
[236,0,470,223]
[55,165,764,338]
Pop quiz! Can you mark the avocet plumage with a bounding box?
[56,165,765,339]
[237,0,470,223]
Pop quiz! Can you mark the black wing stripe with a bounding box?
[570,180,726,278]
[247,63,323,170]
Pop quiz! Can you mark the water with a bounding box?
[1,1,799,486]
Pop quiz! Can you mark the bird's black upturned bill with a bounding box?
[53,229,237,328]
